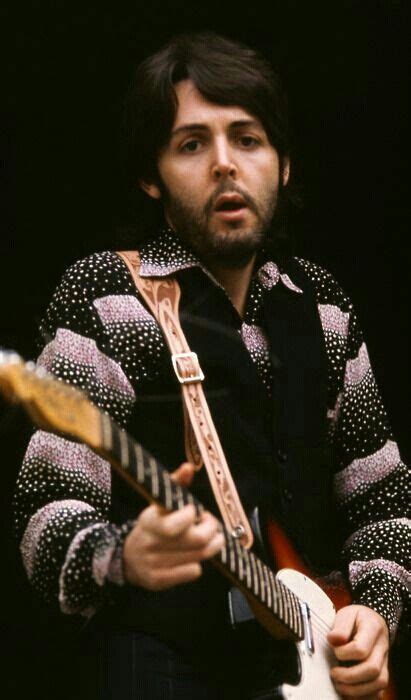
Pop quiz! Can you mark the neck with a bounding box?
[207,255,256,318]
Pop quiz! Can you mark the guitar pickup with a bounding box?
[300,601,314,654]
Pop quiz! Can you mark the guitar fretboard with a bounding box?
[100,412,304,641]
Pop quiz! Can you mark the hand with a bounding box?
[328,604,389,698]
[123,462,225,590]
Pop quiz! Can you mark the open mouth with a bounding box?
[214,194,248,219]
[215,201,245,212]
[214,193,247,211]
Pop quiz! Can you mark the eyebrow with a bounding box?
[170,119,263,139]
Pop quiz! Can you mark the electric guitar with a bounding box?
[0,351,395,699]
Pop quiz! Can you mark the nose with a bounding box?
[211,139,237,179]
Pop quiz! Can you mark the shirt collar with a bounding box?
[139,225,303,294]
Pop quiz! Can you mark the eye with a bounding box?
[238,135,260,148]
[181,139,202,153]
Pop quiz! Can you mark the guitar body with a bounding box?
[276,568,339,699]
[267,520,396,700]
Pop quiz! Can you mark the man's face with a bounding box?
[142,79,289,267]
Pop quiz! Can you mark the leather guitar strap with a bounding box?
[117,250,253,548]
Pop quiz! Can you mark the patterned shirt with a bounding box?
[13,227,409,637]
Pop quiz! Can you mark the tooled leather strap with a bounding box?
[117,250,253,548]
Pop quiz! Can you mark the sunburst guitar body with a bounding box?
[267,520,396,699]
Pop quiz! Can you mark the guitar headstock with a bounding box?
[0,349,102,449]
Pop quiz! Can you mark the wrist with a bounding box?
[107,520,137,587]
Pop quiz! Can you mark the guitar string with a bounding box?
[233,550,340,648]
[280,586,335,642]
[237,550,335,637]
[289,602,342,654]
[229,547,336,647]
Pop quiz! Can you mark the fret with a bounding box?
[214,532,303,638]
[186,491,195,507]
[134,443,145,482]
[268,568,280,617]
[249,553,259,597]
[281,580,296,631]
[290,589,303,638]
[242,547,252,589]
[281,584,295,627]
[126,434,137,478]
[288,587,300,635]
[150,458,159,497]
[256,558,265,603]
[163,472,173,510]
[187,491,202,520]
[174,484,185,510]
[228,536,236,573]
[220,542,228,565]
[118,428,129,468]
[181,488,191,507]
[277,579,290,628]
[262,563,272,609]
[234,538,244,581]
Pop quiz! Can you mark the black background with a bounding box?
[1,1,409,697]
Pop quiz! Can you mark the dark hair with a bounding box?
[118,32,297,250]
[123,32,290,183]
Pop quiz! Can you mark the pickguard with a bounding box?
[277,569,340,699]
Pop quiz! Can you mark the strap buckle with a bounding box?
[172,352,204,384]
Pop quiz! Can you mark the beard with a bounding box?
[160,179,280,269]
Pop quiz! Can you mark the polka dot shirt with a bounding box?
[13,227,409,639]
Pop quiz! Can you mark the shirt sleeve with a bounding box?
[326,289,409,640]
[13,256,137,617]
[296,257,409,640]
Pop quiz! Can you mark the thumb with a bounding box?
[170,462,196,488]
[328,605,358,647]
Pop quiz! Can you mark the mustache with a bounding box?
[204,183,258,218]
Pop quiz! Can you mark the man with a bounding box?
[14,33,408,699]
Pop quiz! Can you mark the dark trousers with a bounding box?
[97,630,287,700]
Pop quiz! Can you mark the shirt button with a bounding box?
[283,488,293,502]
[277,449,287,463]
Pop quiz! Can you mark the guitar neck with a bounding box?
[97,412,304,643]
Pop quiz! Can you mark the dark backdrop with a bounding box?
[1,1,409,697]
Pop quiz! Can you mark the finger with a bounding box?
[179,511,222,549]
[334,670,388,697]
[153,511,221,551]
[170,462,196,488]
[333,620,382,663]
[328,606,359,647]
[147,532,225,567]
[141,505,221,548]
[329,606,386,663]
[140,503,198,539]
[332,649,388,685]
[145,563,203,590]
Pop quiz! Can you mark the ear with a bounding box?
[282,157,291,187]
[139,180,162,200]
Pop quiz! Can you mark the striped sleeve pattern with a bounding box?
[296,258,410,638]
[13,254,137,616]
